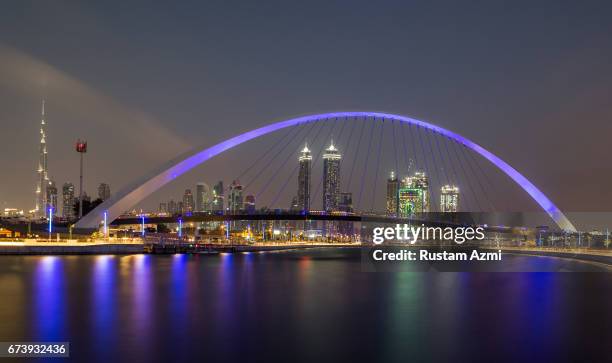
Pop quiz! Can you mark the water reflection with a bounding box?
[170,254,188,333]
[92,255,117,352]
[0,250,607,363]
[130,254,153,360]
[33,256,66,340]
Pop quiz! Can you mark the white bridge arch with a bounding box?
[75,112,576,232]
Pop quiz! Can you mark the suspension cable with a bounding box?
[256,119,324,204]
[458,142,495,211]
[357,117,377,211]
[392,119,399,176]
[346,117,367,192]
[414,124,438,212]
[339,115,358,190]
[407,123,420,173]
[371,118,385,212]
[465,144,507,211]
[233,124,296,183]
[243,122,306,190]
[444,136,481,212]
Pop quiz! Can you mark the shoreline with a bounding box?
[0,242,358,255]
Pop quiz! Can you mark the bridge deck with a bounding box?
[110,213,467,226]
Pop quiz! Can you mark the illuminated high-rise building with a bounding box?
[196,182,211,212]
[400,171,429,213]
[212,181,224,213]
[411,171,430,212]
[182,189,194,213]
[386,171,399,216]
[440,185,459,213]
[167,199,177,214]
[45,180,58,217]
[62,182,76,220]
[228,180,244,213]
[322,141,341,212]
[158,202,168,214]
[398,187,423,217]
[98,183,111,201]
[338,192,354,236]
[297,144,312,212]
[34,100,49,218]
[290,196,299,211]
[338,192,353,213]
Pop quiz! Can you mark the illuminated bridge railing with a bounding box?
[110,211,475,227]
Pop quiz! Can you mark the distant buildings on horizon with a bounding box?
[25,100,459,222]
[28,99,111,221]
[156,139,461,219]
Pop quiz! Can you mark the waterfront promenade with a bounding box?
[0,239,359,255]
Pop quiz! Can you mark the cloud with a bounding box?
[0,44,192,211]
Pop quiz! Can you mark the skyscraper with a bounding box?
[212,181,224,213]
[322,141,341,212]
[338,192,354,236]
[398,187,423,217]
[297,144,312,212]
[167,199,177,214]
[290,196,299,211]
[338,192,353,213]
[411,171,430,213]
[245,194,256,214]
[98,183,111,201]
[45,180,58,217]
[228,180,244,213]
[400,171,429,213]
[440,185,459,213]
[62,182,76,221]
[35,100,49,218]
[196,182,211,212]
[183,189,194,213]
[386,171,399,216]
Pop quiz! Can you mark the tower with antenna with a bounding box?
[34,100,49,219]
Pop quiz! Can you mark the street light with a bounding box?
[48,207,53,241]
[103,210,108,239]
[141,215,145,237]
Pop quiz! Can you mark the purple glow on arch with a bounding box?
[75,111,576,232]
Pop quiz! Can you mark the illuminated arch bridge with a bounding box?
[75,112,576,232]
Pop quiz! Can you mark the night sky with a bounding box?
[1,1,611,225]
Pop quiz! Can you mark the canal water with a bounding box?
[0,248,609,362]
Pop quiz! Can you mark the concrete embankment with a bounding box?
[0,244,144,255]
[0,242,357,255]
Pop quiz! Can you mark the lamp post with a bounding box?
[48,207,53,242]
[103,210,108,239]
[141,215,145,238]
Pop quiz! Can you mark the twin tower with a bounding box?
[297,141,341,213]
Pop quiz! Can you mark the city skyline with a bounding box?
[150,139,461,218]
[0,4,610,363]
[1,1,611,216]
[12,107,606,232]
